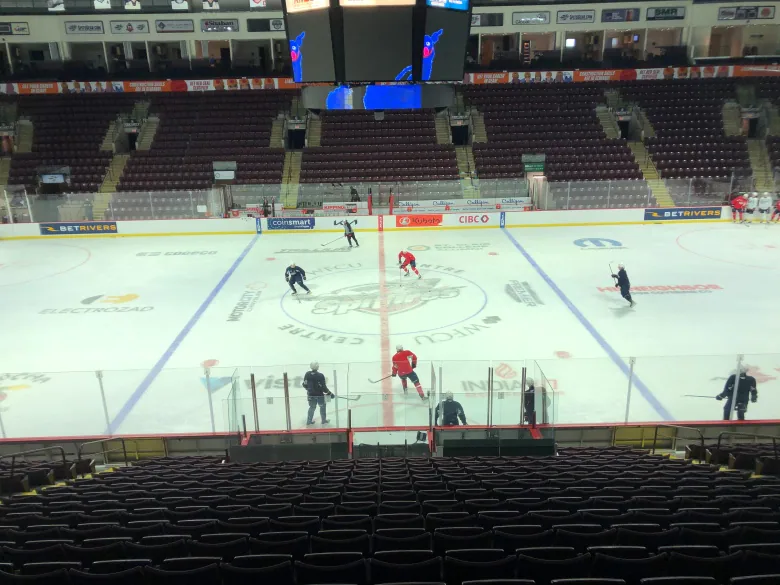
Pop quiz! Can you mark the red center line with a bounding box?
[377,225,395,427]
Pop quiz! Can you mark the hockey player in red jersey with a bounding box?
[772,198,780,223]
[391,345,426,400]
[398,250,421,279]
[731,193,748,223]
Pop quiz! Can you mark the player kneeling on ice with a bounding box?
[335,219,359,247]
[435,392,467,426]
[304,361,335,425]
[716,366,757,421]
[285,263,310,295]
[392,345,426,400]
[611,264,635,308]
[399,250,421,279]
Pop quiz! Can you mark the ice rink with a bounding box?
[2,220,780,439]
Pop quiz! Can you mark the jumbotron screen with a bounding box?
[422,5,471,81]
[342,5,414,82]
[286,7,337,82]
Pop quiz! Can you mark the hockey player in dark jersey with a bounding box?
[285,263,310,295]
[303,361,334,425]
[716,367,757,421]
[435,392,467,426]
[335,219,358,247]
[611,264,635,307]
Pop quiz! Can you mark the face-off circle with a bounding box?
[281,268,487,337]
[0,242,91,286]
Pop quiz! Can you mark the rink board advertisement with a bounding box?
[39,221,118,235]
[644,207,722,221]
[267,217,315,230]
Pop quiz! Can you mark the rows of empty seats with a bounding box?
[6,94,135,193]
[300,144,458,183]
[463,85,641,182]
[547,183,656,210]
[117,93,294,192]
[622,79,750,180]
[298,112,459,184]
[1,449,779,584]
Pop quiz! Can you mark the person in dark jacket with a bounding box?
[716,367,757,421]
[303,361,334,425]
[435,392,467,426]
[611,264,635,307]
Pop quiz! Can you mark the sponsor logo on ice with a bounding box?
[597,284,723,294]
[574,237,625,249]
[228,282,266,322]
[40,293,154,314]
[506,280,544,307]
[0,373,51,414]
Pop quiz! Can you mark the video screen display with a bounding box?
[285,0,329,13]
[343,6,414,82]
[426,0,468,11]
[325,85,421,109]
[421,6,470,81]
[286,9,336,82]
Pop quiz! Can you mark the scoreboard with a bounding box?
[282,0,471,84]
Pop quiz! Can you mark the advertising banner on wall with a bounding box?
[156,19,195,33]
[718,6,775,20]
[65,21,105,34]
[556,10,595,24]
[171,0,190,9]
[512,11,550,25]
[124,0,142,10]
[0,22,29,35]
[94,0,111,8]
[646,6,686,20]
[110,21,150,34]
[601,8,640,23]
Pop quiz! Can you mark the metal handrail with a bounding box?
[77,438,128,467]
[651,424,705,455]
[1,446,67,478]
[716,431,779,461]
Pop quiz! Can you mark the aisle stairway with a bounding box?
[0,157,10,189]
[765,100,780,135]
[747,139,774,191]
[15,120,33,153]
[629,141,674,207]
[136,116,159,151]
[307,119,322,147]
[596,105,620,140]
[92,193,114,221]
[435,116,451,145]
[99,153,130,195]
[636,108,655,139]
[100,121,118,151]
[270,119,285,148]
[281,151,302,207]
[722,102,742,137]
[471,111,487,143]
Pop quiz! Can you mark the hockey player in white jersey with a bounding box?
[746,192,759,225]
[758,192,774,223]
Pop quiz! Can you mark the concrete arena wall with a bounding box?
[0,208,731,240]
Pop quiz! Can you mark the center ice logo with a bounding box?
[290,32,305,83]
[311,278,463,317]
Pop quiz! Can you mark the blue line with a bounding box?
[105,235,261,435]
[501,228,673,421]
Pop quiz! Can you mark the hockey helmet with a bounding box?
[291,262,296,268]
[617,264,625,270]
[526,378,535,387]
[396,344,403,351]
[445,392,454,401]
[310,361,319,371]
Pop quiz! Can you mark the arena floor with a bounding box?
[2,221,780,439]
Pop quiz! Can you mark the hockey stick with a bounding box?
[321,236,344,247]
[334,394,362,402]
[368,374,393,384]
[684,394,717,399]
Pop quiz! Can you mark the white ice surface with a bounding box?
[1,222,779,438]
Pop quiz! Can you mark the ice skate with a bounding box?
[417,274,422,279]
[630,300,636,308]
[404,271,409,277]
[321,419,330,425]
[306,420,315,426]
[292,291,298,295]
[306,290,311,294]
